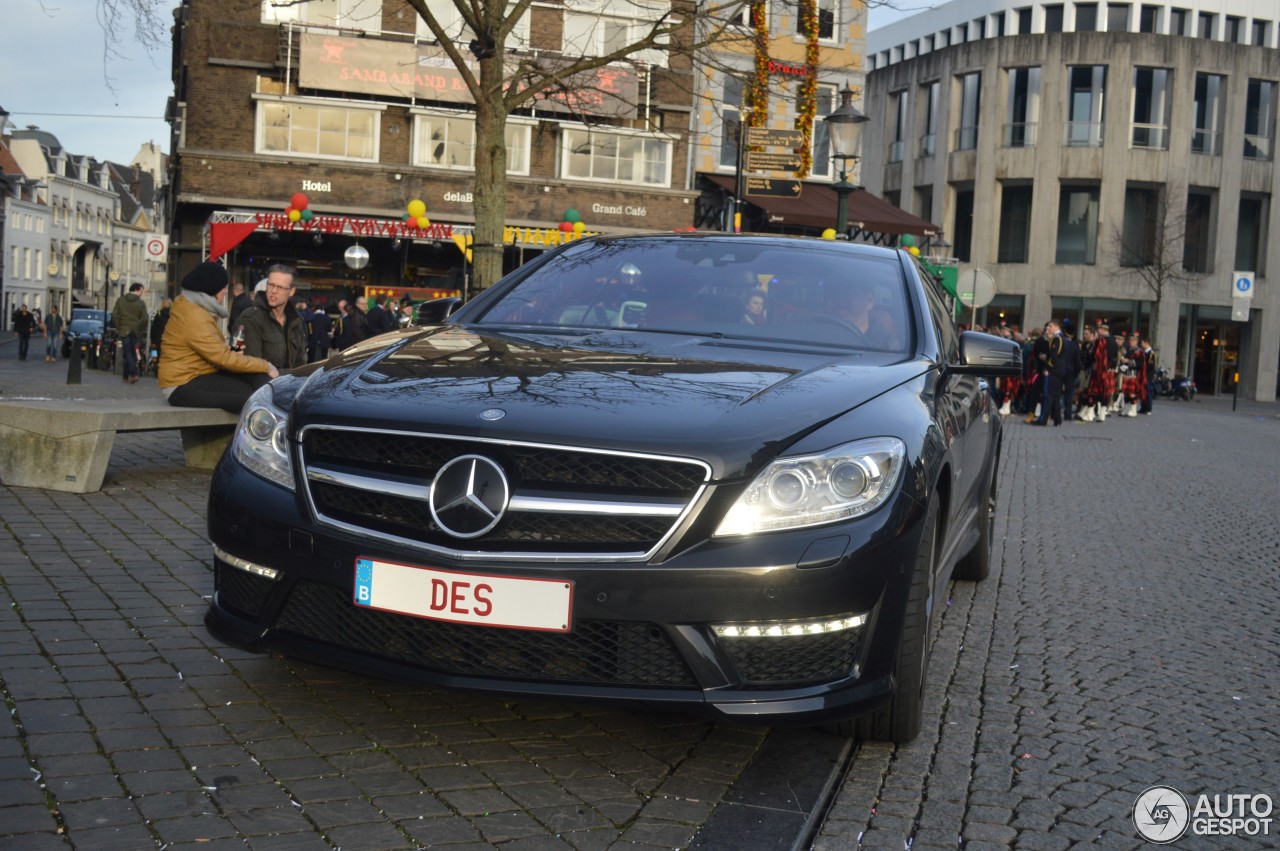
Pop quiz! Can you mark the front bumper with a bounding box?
[205,454,928,726]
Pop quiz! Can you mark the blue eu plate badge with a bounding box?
[355,559,374,606]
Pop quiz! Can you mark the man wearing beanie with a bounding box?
[159,261,279,412]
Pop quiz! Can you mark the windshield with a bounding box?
[473,237,912,352]
[67,319,104,336]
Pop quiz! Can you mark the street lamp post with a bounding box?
[823,83,869,236]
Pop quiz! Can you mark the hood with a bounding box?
[288,326,932,475]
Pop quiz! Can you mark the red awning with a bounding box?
[701,173,938,237]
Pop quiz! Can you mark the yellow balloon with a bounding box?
[288,209,302,222]
[908,246,921,256]
[407,199,426,219]
[417,215,430,229]
[821,228,837,240]
[572,221,585,234]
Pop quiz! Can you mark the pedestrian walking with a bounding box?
[13,304,37,361]
[43,305,65,363]
[112,283,149,383]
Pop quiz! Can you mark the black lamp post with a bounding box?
[823,83,869,236]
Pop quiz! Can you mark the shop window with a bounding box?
[1055,184,1100,265]
[257,100,379,162]
[562,127,672,186]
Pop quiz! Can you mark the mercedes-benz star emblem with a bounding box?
[479,408,506,421]
[429,455,510,539]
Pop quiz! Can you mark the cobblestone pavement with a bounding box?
[812,396,1280,851]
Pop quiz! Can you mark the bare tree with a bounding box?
[1108,192,1198,356]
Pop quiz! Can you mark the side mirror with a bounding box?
[950,330,1023,376]
[415,297,462,326]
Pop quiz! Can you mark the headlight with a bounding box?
[231,383,294,491]
[714,437,906,537]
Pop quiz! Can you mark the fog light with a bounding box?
[214,544,280,580]
[713,613,867,638]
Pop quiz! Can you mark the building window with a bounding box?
[1253,20,1271,47]
[261,0,383,27]
[720,76,743,170]
[1138,5,1159,33]
[995,13,1005,36]
[998,184,1033,263]
[1131,67,1171,149]
[920,80,939,155]
[564,0,671,68]
[1065,66,1106,147]
[562,127,672,186]
[1198,12,1214,39]
[1169,8,1188,35]
[889,90,909,162]
[1005,66,1040,147]
[418,0,530,49]
[810,85,836,178]
[1107,3,1130,32]
[938,30,950,47]
[797,0,837,41]
[956,72,981,150]
[1016,7,1032,34]
[258,101,379,162]
[916,185,934,222]
[1055,184,1100,265]
[1120,184,1160,267]
[412,113,531,174]
[1235,195,1267,275]
[1044,5,1063,32]
[1224,16,1242,43]
[1182,189,1214,273]
[952,185,974,262]
[1192,73,1225,155]
[1075,3,1097,31]
[970,18,985,40]
[1244,79,1276,160]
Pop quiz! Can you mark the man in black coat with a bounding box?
[1032,320,1068,427]
[365,294,395,336]
[238,264,307,370]
[309,306,332,362]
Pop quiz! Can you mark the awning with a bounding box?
[701,173,938,238]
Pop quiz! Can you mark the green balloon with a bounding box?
[900,234,915,248]
[300,209,314,221]
[564,208,581,224]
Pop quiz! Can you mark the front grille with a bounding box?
[275,581,697,688]
[215,564,276,619]
[301,427,708,558]
[720,629,863,687]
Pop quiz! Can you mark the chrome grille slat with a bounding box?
[300,425,710,562]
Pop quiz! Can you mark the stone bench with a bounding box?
[0,400,240,494]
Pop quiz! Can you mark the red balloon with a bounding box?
[291,193,309,211]
[559,221,574,232]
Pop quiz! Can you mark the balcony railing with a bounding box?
[1191,129,1220,155]
[918,133,936,156]
[1244,134,1273,160]
[1003,122,1038,148]
[955,125,979,150]
[889,141,905,163]
[1130,123,1169,150]
[1064,121,1104,147]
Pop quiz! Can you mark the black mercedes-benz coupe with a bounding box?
[206,234,1021,742]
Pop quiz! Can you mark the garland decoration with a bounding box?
[748,1,769,129]
[795,0,819,178]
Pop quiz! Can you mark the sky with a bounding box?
[0,0,920,167]
[2,0,172,166]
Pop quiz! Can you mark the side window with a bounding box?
[918,263,960,361]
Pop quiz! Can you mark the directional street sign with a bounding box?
[746,151,803,172]
[745,177,802,198]
[746,127,805,148]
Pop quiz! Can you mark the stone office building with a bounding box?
[168,0,702,305]
[865,0,1279,400]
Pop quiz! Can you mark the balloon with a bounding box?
[416,216,430,229]
[559,221,574,232]
[572,221,585,234]
[288,209,302,222]
[402,213,410,221]
[563,208,580,224]
[821,228,837,240]
[291,193,309,211]
[908,246,921,256]
[900,234,916,248]
[300,209,314,221]
[407,199,426,219]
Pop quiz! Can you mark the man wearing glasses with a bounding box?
[238,264,307,370]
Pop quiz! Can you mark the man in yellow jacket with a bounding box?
[160,262,279,412]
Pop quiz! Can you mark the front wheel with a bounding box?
[953,462,997,582]
[841,497,939,744]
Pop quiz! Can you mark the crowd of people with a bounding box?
[977,319,1158,425]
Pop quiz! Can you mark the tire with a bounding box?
[953,460,997,582]
[98,344,114,373]
[845,497,939,744]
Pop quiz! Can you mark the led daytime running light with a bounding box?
[213,544,279,580]
[713,613,867,638]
